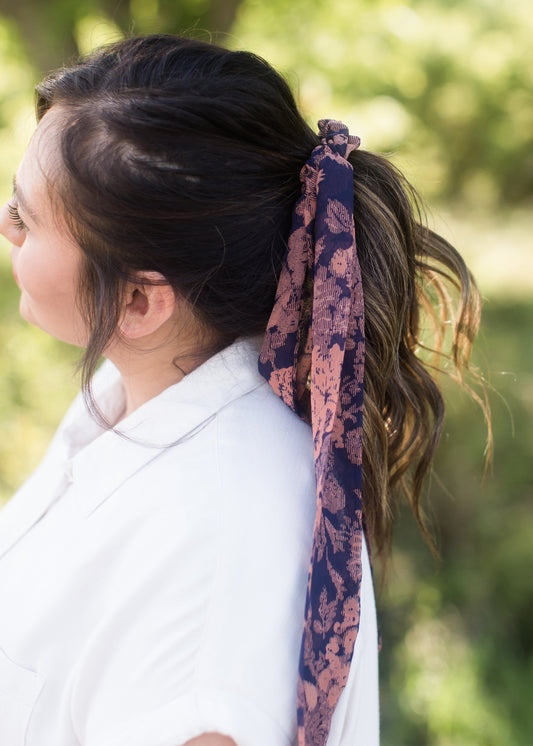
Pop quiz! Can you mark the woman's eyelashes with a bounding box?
[7,201,28,232]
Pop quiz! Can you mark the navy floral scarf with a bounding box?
[259,120,365,746]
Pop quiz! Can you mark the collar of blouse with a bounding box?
[0,336,266,560]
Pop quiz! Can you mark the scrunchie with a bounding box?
[259,119,365,746]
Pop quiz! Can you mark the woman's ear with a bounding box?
[119,271,177,339]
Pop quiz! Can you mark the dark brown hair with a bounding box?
[35,35,484,556]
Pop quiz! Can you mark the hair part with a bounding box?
[35,34,487,557]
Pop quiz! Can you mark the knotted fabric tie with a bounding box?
[259,119,365,746]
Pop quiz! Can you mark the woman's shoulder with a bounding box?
[137,336,316,562]
[77,337,315,550]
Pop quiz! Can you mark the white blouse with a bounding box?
[0,337,379,746]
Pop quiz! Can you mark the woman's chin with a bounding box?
[18,300,87,348]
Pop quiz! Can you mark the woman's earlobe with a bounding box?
[118,271,176,339]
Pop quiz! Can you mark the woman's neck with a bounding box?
[104,326,215,423]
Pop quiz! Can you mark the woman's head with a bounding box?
[33,35,320,375]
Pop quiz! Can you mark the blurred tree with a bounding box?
[0,0,242,74]
[231,0,533,207]
[1,0,531,206]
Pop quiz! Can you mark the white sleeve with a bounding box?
[68,397,315,746]
[68,483,294,746]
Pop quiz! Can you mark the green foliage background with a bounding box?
[0,1,531,744]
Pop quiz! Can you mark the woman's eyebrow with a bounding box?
[12,175,39,225]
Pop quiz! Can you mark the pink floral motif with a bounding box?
[259,120,368,746]
[314,586,338,638]
[345,427,363,466]
[304,681,318,710]
[324,515,346,554]
[342,595,361,631]
[325,199,353,234]
[323,472,346,513]
[269,365,295,403]
[295,190,317,228]
[327,683,343,708]
[330,248,349,277]
[326,553,347,599]
[317,666,332,692]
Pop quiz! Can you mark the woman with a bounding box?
[0,35,481,746]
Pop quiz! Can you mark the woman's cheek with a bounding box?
[15,245,43,297]
[17,238,61,297]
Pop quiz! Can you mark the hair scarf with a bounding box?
[259,119,365,745]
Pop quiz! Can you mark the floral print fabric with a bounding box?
[259,120,365,746]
